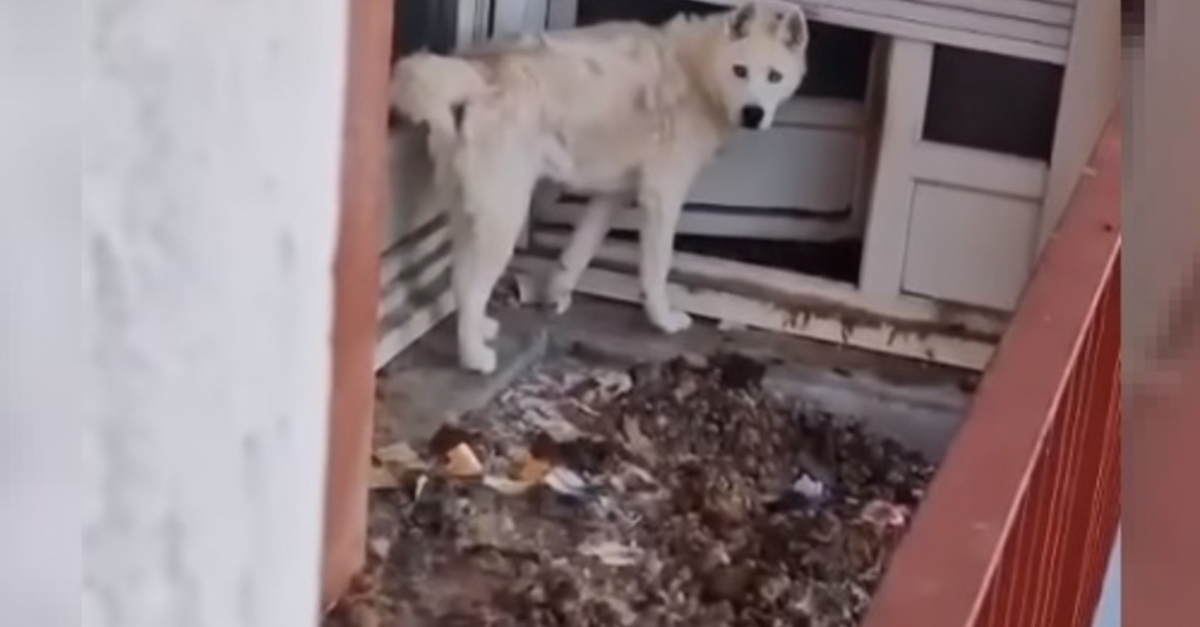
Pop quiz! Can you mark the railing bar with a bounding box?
[1074,333,1105,623]
[1071,300,1118,626]
[1064,287,1105,627]
[1002,506,1027,625]
[1049,364,1087,625]
[1026,322,1084,626]
[1042,414,1074,623]
[1079,438,1118,627]
[993,491,1031,627]
[980,563,999,625]
[1054,315,1104,623]
[1047,366,1085,623]
[1079,284,1119,623]
[1033,424,1065,626]
[1019,460,1052,626]
[1072,336,1121,626]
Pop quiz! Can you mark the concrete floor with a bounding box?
[375,295,976,461]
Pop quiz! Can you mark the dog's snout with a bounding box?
[739,105,766,129]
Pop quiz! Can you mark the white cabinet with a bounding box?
[689,102,863,213]
[902,183,1040,310]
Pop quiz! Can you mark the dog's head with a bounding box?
[709,1,809,130]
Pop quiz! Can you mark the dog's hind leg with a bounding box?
[545,194,621,314]
[427,154,501,339]
[451,170,535,374]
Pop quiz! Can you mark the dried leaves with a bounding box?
[444,443,485,478]
[341,353,937,627]
[578,539,644,567]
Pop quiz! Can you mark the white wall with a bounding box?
[1,4,80,626]
[83,2,347,627]
[1037,0,1120,252]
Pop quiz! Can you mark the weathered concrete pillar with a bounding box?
[83,2,349,626]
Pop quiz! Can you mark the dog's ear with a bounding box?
[727,3,756,40]
[780,10,809,52]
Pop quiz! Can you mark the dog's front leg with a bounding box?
[637,184,691,334]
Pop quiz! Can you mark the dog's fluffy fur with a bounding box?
[391,1,810,373]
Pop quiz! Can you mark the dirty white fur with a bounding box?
[391,1,810,374]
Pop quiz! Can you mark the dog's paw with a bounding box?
[544,275,574,315]
[550,292,573,315]
[460,344,498,375]
[482,316,500,341]
[650,309,693,334]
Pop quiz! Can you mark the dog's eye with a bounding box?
[768,68,783,83]
[732,64,748,79]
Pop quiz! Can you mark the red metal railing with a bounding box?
[974,253,1119,627]
[864,117,1121,627]
[322,0,394,609]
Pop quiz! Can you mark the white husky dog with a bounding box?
[391,1,810,373]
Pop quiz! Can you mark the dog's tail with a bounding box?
[390,52,490,142]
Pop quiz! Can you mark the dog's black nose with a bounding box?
[740,105,766,129]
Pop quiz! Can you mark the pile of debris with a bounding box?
[328,353,936,627]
